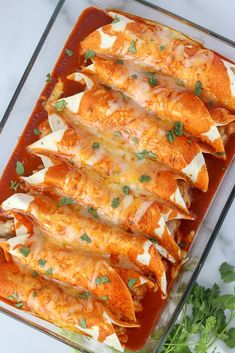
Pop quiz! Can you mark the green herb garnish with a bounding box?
[45,268,53,276]
[112,15,120,24]
[55,99,67,112]
[176,78,185,87]
[80,233,92,243]
[114,131,122,138]
[19,246,30,257]
[58,197,76,207]
[132,136,139,144]
[16,161,24,175]
[33,290,38,297]
[194,80,203,96]
[131,74,138,79]
[166,131,175,143]
[111,197,120,209]
[92,142,100,149]
[79,318,87,329]
[100,295,108,302]
[122,185,130,195]
[84,50,96,62]
[8,293,19,302]
[136,149,157,160]
[178,241,187,248]
[159,45,165,51]
[148,76,158,87]
[65,48,74,56]
[32,271,38,277]
[115,59,123,65]
[88,207,99,219]
[38,259,47,267]
[10,180,20,192]
[128,40,137,54]
[15,302,24,309]
[128,278,137,289]
[79,292,91,300]
[161,262,235,352]
[33,128,41,136]
[95,276,110,285]
[139,175,151,183]
[174,121,184,136]
[46,73,52,83]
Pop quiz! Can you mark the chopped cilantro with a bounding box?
[112,15,120,24]
[88,207,99,219]
[128,40,137,54]
[45,268,53,276]
[79,318,87,329]
[166,131,175,143]
[111,197,120,209]
[58,197,76,207]
[65,48,74,56]
[115,59,123,65]
[136,149,157,160]
[15,302,24,309]
[194,80,203,96]
[139,175,151,183]
[176,78,185,87]
[100,295,108,301]
[79,292,91,300]
[46,73,52,83]
[33,128,41,136]
[95,275,110,285]
[159,45,165,51]
[16,161,24,175]
[113,131,122,138]
[19,246,30,257]
[92,142,100,149]
[38,259,47,267]
[80,233,92,243]
[10,180,20,192]
[132,136,139,144]
[131,74,138,79]
[122,185,130,195]
[84,50,96,63]
[32,290,38,297]
[55,99,67,112]
[128,278,137,289]
[8,293,19,302]
[148,76,158,87]
[174,121,184,136]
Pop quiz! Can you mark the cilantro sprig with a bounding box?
[160,262,235,352]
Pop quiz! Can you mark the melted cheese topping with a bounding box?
[61,92,84,113]
[222,59,235,97]
[97,28,116,49]
[182,153,205,183]
[30,129,66,152]
[137,240,151,266]
[2,193,34,212]
[202,125,220,142]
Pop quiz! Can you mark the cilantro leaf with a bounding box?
[213,294,235,310]
[65,48,74,56]
[194,80,203,96]
[84,50,95,62]
[128,40,137,54]
[219,262,235,283]
[88,207,99,219]
[58,197,76,207]
[223,327,235,348]
[16,161,24,175]
[55,99,67,112]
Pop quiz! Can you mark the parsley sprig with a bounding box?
[161,262,235,352]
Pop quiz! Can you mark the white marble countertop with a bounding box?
[0,1,234,353]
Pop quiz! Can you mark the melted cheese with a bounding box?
[182,152,205,183]
[133,200,154,224]
[137,240,151,266]
[2,193,34,212]
[61,92,85,113]
[202,125,220,142]
[48,114,68,132]
[30,129,66,152]
[97,28,116,49]
[222,59,235,97]
[108,11,134,32]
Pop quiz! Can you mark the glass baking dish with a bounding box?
[0,1,234,352]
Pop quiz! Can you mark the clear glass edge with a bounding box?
[0,1,234,353]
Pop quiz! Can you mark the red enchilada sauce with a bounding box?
[0,7,234,351]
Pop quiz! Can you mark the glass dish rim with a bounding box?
[0,1,234,352]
